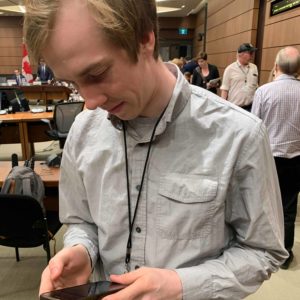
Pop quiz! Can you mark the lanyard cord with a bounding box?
[237,62,249,83]
[122,107,167,272]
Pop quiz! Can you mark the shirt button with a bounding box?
[136,184,141,191]
[135,265,140,270]
[136,227,141,233]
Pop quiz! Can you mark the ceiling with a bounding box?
[0,0,207,17]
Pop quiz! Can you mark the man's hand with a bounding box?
[105,267,182,300]
[39,244,92,296]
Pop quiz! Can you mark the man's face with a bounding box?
[43,0,155,120]
[239,51,254,65]
[14,69,20,76]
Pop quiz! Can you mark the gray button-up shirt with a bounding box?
[60,64,287,300]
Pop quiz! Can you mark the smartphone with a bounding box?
[40,281,126,300]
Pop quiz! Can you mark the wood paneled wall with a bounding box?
[0,16,24,75]
[1,1,300,84]
[260,0,300,84]
[193,0,260,78]
[193,0,300,85]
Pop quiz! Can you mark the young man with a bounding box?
[252,46,300,270]
[36,58,54,83]
[24,1,287,299]
[221,43,258,111]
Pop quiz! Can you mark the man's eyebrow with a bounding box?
[53,59,112,82]
[77,59,111,77]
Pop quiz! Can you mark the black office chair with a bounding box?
[42,101,84,149]
[0,194,62,263]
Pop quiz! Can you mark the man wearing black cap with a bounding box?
[221,43,258,111]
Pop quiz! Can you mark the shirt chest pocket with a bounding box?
[156,173,218,240]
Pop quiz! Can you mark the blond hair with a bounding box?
[24,0,159,64]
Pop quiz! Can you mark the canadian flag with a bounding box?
[22,43,34,83]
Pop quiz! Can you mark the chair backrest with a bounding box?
[54,101,84,134]
[0,76,6,84]
[0,194,47,247]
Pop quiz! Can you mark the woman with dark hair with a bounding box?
[192,52,220,94]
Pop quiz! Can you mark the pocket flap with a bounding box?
[159,173,218,203]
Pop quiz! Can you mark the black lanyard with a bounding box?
[122,107,166,272]
[237,62,249,83]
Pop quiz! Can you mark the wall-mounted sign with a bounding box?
[270,0,300,16]
[178,28,188,35]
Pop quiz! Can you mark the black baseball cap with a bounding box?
[237,43,258,53]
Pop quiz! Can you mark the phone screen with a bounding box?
[40,281,126,300]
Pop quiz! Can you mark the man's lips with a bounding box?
[107,102,124,114]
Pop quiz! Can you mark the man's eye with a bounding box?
[88,68,109,81]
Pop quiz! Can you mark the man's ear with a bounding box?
[140,31,155,56]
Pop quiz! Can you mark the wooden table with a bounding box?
[0,85,71,108]
[0,111,53,160]
[20,85,71,107]
[0,161,60,210]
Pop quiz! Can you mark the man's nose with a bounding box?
[78,84,108,108]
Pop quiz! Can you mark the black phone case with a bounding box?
[40,281,125,300]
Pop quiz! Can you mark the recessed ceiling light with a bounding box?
[0,5,24,13]
[157,6,182,14]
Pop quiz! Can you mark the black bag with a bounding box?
[0,154,46,215]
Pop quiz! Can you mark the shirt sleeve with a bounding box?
[220,66,230,91]
[175,121,288,300]
[251,88,262,118]
[59,128,100,268]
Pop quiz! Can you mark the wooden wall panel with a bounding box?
[207,10,258,43]
[158,16,196,29]
[0,47,20,57]
[265,0,300,25]
[207,0,259,29]
[0,27,22,38]
[207,30,257,54]
[263,14,300,48]
[0,37,23,47]
[0,16,24,75]
[261,45,300,70]
[0,16,23,28]
[193,0,259,82]
[260,70,272,84]
[207,0,235,16]
[259,0,300,84]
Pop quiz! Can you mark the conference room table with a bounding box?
[20,85,71,108]
[0,111,53,160]
[0,84,72,109]
[0,161,60,210]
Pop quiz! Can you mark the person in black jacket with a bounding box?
[192,52,220,94]
[36,58,54,82]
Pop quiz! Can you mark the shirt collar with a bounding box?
[274,74,297,81]
[236,60,249,68]
[110,62,191,142]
